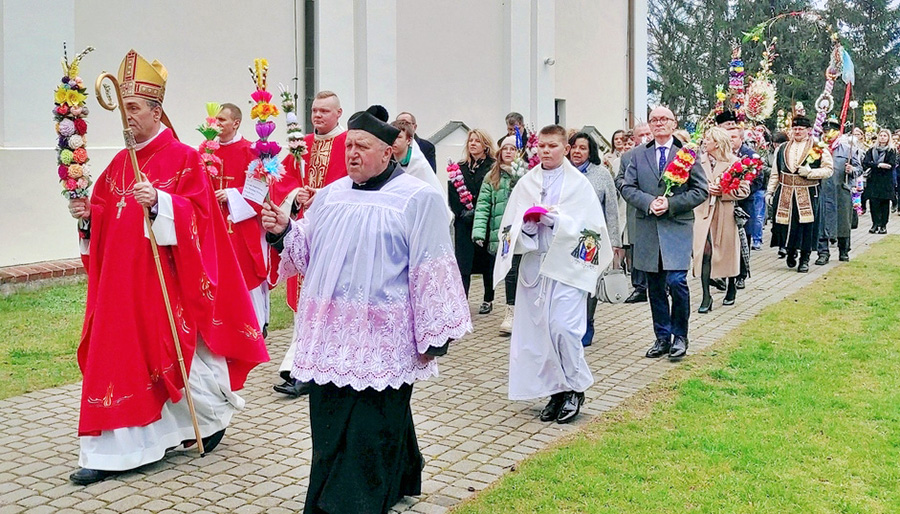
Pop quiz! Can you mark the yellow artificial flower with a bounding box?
[206,102,222,118]
[54,86,69,105]
[64,88,87,106]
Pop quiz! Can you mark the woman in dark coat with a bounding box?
[449,128,497,313]
[862,129,897,234]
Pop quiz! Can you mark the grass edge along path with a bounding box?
[0,278,294,400]
[453,237,900,514]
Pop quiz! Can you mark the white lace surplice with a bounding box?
[279,174,472,391]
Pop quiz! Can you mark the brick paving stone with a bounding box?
[0,228,883,512]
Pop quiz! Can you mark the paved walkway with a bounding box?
[0,227,885,514]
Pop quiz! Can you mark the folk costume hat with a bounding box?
[792,115,813,128]
[715,110,739,125]
[822,116,841,131]
[117,49,178,138]
[348,108,400,145]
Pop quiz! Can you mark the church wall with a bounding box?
[554,0,631,137]
[1,0,643,267]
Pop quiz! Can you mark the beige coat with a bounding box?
[692,154,751,278]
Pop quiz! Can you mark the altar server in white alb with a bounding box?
[262,108,471,514]
[494,124,612,424]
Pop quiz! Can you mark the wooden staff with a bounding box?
[95,72,205,455]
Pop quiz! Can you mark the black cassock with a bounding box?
[304,383,423,514]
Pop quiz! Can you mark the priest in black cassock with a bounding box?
[262,108,471,513]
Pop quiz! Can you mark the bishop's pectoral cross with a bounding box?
[116,196,127,219]
[215,174,235,233]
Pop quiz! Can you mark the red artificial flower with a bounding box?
[65,178,78,190]
[57,104,69,115]
[73,148,88,164]
[58,165,69,180]
[74,118,88,135]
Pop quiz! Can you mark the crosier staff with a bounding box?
[95,72,205,455]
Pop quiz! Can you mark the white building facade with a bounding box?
[0,0,647,267]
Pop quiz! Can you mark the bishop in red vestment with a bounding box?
[269,91,347,397]
[212,103,270,334]
[66,50,269,486]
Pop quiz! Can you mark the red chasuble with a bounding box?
[269,131,348,311]
[78,128,269,436]
[213,137,267,290]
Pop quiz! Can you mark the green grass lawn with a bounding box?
[0,280,292,400]
[454,237,900,514]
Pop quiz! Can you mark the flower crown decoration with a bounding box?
[196,102,223,177]
[54,43,94,204]
[447,159,474,210]
[746,38,778,122]
[245,58,283,187]
[720,155,762,196]
[661,144,697,196]
[279,84,308,164]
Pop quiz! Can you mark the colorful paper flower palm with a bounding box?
[196,103,223,177]
[661,145,697,196]
[54,44,94,201]
[246,58,283,185]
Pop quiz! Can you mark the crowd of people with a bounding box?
[64,48,898,513]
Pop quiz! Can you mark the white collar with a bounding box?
[218,133,243,146]
[315,124,345,140]
[134,125,166,151]
[654,137,674,151]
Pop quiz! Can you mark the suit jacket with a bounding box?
[621,139,708,272]
[615,147,640,245]
[415,134,437,172]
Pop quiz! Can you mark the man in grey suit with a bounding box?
[614,123,652,302]
[621,106,708,361]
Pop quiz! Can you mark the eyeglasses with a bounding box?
[649,117,674,125]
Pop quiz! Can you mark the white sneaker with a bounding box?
[499,305,514,335]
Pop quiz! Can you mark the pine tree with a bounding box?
[826,0,900,127]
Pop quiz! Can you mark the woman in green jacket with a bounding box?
[473,136,520,335]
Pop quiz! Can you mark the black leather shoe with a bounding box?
[556,392,585,424]
[540,393,566,422]
[878,227,888,234]
[798,260,810,273]
[669,336,688,361]
[786,252,797,268]
[645,338,671,358]
[70,468,116,486]
[815,254,829,266]
[624,289,647,303]
[698,297,713,314]
[274,379,312,397]
[839,252,850,262]
[478,302,493,314]
[711,278,727,291]
[777,248,787,259]
[735,278,745,290]
[869,226,878,234]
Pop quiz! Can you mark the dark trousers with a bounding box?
[461,269,495,302]
[504,255,522,305]
[818,236,850,256]
[647,268,690,341]
[626,246,647,292]
[871,198,891,228]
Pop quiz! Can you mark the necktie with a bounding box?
[658,147,668,173]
